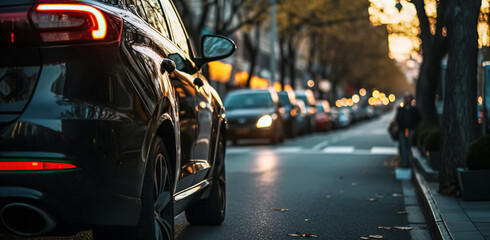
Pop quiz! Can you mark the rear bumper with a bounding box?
[0,151,141,230]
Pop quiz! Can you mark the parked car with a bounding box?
[277,91,299,138]
[224,89,284,145]
[330,107,340,130]
[0,1,235,239]
[338,107,353,128]
[295,90,317,134]
[315,100,332,132]
[295,99,308,135]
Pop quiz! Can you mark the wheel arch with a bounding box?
[156,118,178,193]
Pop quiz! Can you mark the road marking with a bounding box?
[312,141,329,150]
[371,147,398,155]
[323,146,355,153]
[370,129,387,135]
[275,147,302,153]
[226,148,252,154]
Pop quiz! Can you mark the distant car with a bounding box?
[295,99,308,135]
[295,90,317,134]
[277,91,299,138]
[224,89,284,145]
[330,107,340,129]
[338,108,352,128]
[315,100,332,132]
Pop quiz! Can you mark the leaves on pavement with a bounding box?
[287,232,318,238]
[273,208,289,212]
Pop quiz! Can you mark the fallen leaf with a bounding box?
[360,237,369,240]
[369,235,384,239]
[274,208,289,212]
[303,233,317,237]
[305,219,310,222]
[287,232,318,238]
[367,197,377,202]
[392,193,403,197]
[397,211,408,215]
[377,226,391,230]
[394,226,414,230]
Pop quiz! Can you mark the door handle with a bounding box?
[160,58,176,74]
[193,77,204,88]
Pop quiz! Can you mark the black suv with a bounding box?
[0,0,235,239]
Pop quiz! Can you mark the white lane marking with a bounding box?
[370,129,387,135]
[275,147,302,153]
[371,147,398,155]
[323,146,355,153]
[226,148,252,154]
[312,141,329,150]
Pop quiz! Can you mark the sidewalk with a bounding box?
[412,149,490,240]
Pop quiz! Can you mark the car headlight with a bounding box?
[256,115,273,128]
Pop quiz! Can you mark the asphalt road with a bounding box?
[1,112,431,240]
[174,112,429,240]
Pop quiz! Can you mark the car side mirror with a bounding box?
[194,35,236,69]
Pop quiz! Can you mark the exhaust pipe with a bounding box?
[0,203,56,236]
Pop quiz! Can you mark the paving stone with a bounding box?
[466,211,490,222]
[451,231,486,240]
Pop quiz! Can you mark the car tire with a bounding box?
[185,134,226,225]
[93,137,174,240]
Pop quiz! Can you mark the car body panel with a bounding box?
[0,0,230,234]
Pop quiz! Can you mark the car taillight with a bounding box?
[0,161,77,171]
[29,3,122,43]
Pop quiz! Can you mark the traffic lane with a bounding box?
[175,151,410,240]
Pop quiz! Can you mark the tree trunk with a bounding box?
[279,36,287,90]
[288,40,296,89]
[440,0,481,194]
[412,0,445,123]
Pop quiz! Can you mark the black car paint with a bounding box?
[0,0,229,234]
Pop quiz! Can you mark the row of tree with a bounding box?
[402,0,484,194]
[174,0,410,102]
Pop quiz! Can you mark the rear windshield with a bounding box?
[224,92,274,110]
[0,1,34,6]
[278,93,291,105]
[316,105,324,112]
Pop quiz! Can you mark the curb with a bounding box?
[413,169,453,240]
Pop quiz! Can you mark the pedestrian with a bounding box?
[395,94,420,168]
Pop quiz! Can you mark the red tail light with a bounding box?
[29,3,122,43]
[0,161,77,171]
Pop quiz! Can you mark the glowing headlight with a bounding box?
[256,115,273,128]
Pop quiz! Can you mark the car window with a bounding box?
[160,0,190,55]
[278,93,291,106]
[137,0,170,39]
[224,93,274,110]
[316,105,324,112]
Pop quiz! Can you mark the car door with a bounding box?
[161,0,214,184]
[126,0,198,193]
